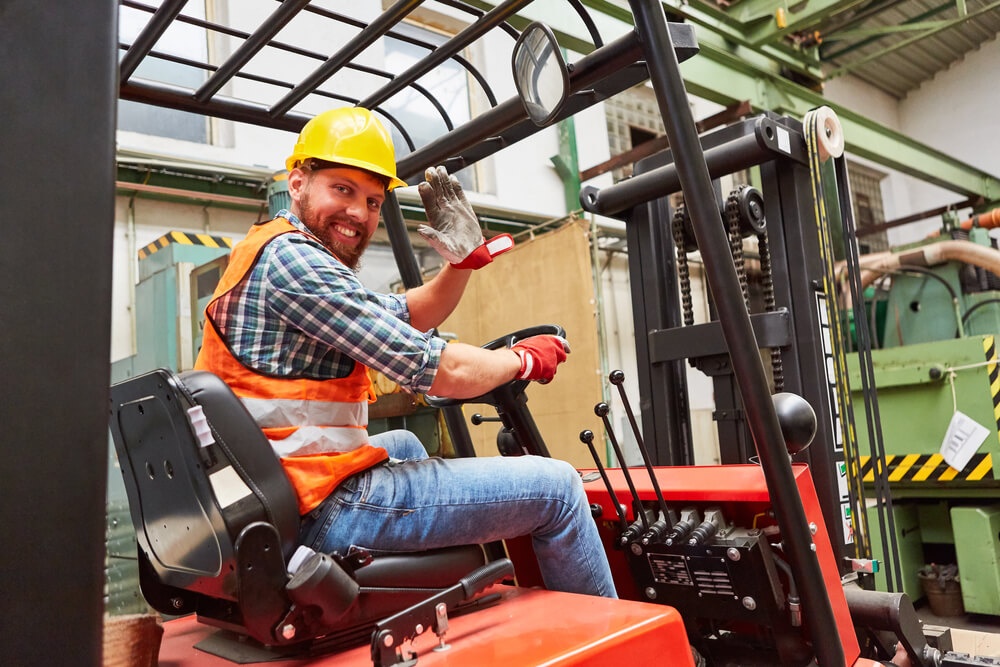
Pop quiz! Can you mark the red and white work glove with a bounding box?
[511,335,571,384]
[417,166,513,270]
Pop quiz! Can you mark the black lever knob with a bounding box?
[471,413,502,426]
[609,369,625,385]
[594,402,610,418]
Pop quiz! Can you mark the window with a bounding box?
[846,162,889,253]
[381,22,476,190]
[118,0,210,143]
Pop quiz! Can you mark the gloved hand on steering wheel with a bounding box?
[511,335,571,384]
[417,166,513,270]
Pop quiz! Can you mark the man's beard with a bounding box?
[298,188,369,271]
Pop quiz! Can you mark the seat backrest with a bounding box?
[109,368,300,603]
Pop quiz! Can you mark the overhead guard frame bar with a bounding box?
[359,0,535,110]
[269,0,427,118]
[194,0,312,103]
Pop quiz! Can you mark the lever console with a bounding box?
[580,370,836,665]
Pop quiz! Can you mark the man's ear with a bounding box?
[287,168,307,204]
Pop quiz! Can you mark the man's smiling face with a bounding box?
[288,165,386,270]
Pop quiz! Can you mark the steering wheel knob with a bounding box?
[594,403,610,418]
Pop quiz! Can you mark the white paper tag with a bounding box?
[209,466,253,509]
[777,127,791,154]
[939,411,989,472]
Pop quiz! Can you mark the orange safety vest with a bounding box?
[195,217,388,514]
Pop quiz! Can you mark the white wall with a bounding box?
[897,36,1000,239]
[824,38,1000,245]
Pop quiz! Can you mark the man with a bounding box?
[195,107,616,598]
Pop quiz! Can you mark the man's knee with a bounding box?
[533,457,586,504]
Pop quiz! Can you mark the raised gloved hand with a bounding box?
[417,166,513,269]
[511,335,571,384]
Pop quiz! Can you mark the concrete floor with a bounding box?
[914,599,1000,657]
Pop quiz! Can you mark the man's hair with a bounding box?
[298,158,391,190]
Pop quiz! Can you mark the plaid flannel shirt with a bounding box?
[211,210,445,393]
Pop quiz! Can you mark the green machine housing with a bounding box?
[847,226,1000,616]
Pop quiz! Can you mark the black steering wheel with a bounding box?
[424,324,566,409]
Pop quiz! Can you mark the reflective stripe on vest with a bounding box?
[194,218,388,514]
[242,396,368,435]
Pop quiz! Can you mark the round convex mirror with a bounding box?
[512,22,569,127]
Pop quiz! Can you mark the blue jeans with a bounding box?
[299,429,617,598]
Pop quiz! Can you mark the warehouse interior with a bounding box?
[3,0,1000,665]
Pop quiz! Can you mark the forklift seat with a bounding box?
[109,368,486,648]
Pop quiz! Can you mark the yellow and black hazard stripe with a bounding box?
[137,231,233,260]
[860,453,994,482]
[985,335,1000,443]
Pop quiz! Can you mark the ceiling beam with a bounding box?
[739,0,868,45]
[827,0,1000,77]
[679,45,1000,202]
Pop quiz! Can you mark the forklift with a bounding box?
[4,1,991,666]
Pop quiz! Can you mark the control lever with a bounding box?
[641,514,670,546]
[595,402,648,531]
[664,507,701,546]
[371,559,514,667]
[579,430,629,534]
[608,370,674,527]
[470,413,501,425]
[688,506,726,546]
[622,509,657,552]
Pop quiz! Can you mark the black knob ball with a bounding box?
[609,370,625,385]
[471,413,484,425]
[579,429,594,444]
[772,392,817,455]
[594,403,610,417]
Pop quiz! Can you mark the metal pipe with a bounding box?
[269,0,426,118]
[434,0,521,40]
[627,1,844,664]
[122,79,310,131]
[855,196,980,238]
[382,191,424,290]
[123,42,419,151]
[119,0,189,83]
[360,0,534,110]
[195,0,311,102]
[396,29,646,181]
[115,180,266,208]
[581,125,774,217]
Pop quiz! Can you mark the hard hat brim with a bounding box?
[285,153,408,191]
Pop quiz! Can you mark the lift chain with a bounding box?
[724,187,750,310]
[757,228,784,392]
[673,203,695,327]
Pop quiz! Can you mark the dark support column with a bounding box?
[623,185,692,466]
[0,2,117,665]
[382,193,476,459]
[627,1,844,664]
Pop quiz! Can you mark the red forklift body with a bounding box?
[158,585,694,667]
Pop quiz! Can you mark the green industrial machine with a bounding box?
[110,231,233,383]
[847,224,1000,615]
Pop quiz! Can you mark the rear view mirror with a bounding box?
[512,22,569,127]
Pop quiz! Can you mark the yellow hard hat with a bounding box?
[285,107,407,190]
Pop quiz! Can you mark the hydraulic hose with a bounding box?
[836,239,1000,290]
